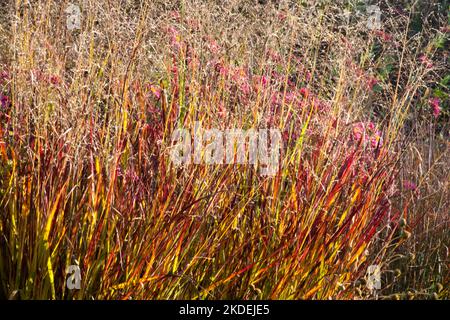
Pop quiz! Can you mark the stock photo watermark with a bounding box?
[366,265,381,291]
[65,3,81,31]
[66,265,81,290]
[170,122,282,177]
[366,5,382,30]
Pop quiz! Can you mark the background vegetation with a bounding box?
[0,0,448,299]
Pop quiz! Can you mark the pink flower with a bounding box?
[187,18,200,30]
[429,98,441,118]
[168,26,181,50]
[207,38,220,54]
[285,92,297,104]
[374,30,393,42]
[232,68,251,95]
[367,77,379,90]
[170,11,181,22]
[353,122,383,148]
[314,98,329,112]
[171,63,178,75]
[0,70,9,84]
[220,66,228,76]
[299,87,310,97]
[49,74,61,85]
[267,49,281,63]
[218,101,227,119]
[215,62,229,77]
[353,122,365,141]
[261,75,268,87]
[419,55,433,69]
[271,92,281,107]
[252,75,268,91]
[277,12,287,21]
[370,134,383,148]
[240,82,250,95]
[0,94,10,108]
[232,68,248,82]
[403,180,417,191]
[305,71,312,82]
[149,85,161,99]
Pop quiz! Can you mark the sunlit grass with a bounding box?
[0,0,447,300]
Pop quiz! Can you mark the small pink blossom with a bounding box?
[285,92,297,104]
[49,74,61,85]
[261,75,268,87]
[232,68,248,82]
[252,75,268,90]
[419,55,433,69]
[0,70,9,84]
[374,30,393,42]
[271,92,281,107]
[149,85,162,99]
[352,122,383,148]
[305,71,312,82]
[429,98,441,118]
[0,94,10,108]
[403,180,417,191]
[218,101,227,119]
[353,122,365,141]
[207,38,220,54]
[277,12,287,21]
[215,61,229,77]
[267,49,281,63]
[168,26,181,50]
[367,77,379,90]
[370,134,383,148]
[240,82,251,95]
[299,87,310,98]
[170,11,181,22]
[187,18,200,30]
